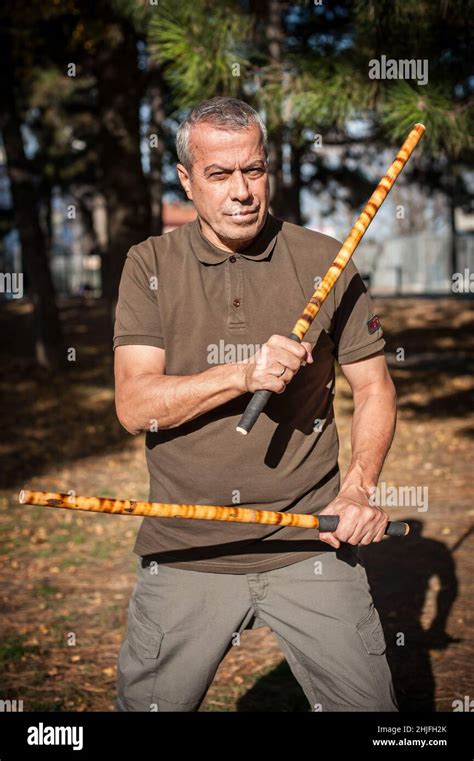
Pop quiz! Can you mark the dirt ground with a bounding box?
[0,295,473,711]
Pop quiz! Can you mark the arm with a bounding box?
[114,337,313,435]
[318,349,397,548]
[114,345,245,435]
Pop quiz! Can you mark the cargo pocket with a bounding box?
[127,599,164,659]
[356,604,386,655]
[118,599,165,711]
[355,604,396,709]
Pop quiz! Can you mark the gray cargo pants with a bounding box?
[116,545,398,712]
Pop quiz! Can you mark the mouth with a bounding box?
[227,209,259,218]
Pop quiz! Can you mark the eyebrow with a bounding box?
[203,161,266,174]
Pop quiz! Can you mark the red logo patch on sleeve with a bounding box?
[367,314,381,334]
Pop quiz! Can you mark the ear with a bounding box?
[176,164,193,201]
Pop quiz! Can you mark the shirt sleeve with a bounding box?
[330,257,385,364]
[113,243,165,350]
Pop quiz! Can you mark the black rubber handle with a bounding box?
[317,515,409,537]
[236,333,302,435]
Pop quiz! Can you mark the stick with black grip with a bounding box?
[18,489,410,537]
[236,123,426,435]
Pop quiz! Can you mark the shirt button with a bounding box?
[229,255,236,263]
[233,299,241,307]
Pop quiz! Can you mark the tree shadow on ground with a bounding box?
[0,299,129,488]
[378,299,474,421]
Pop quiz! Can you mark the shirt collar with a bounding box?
[189,212,281,265]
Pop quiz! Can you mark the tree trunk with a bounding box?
[448,175,458,276]
[147,64,165,237]
[286,138,303,225]
[74,189,103,264]
[265,0,287,219]
[39,183,53,254]
[95,18,151,318]
[267,127,285,218]
[1,87,64,370]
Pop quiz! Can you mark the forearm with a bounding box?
[341,382,397,496]
[117,362,246,434]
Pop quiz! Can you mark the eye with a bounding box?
[247,167,265,177]
[210,172,227,179]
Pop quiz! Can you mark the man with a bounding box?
[113,96,398,712]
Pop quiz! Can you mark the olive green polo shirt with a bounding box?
[113,212,385,573]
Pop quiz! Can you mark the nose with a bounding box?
[229,170,252,203]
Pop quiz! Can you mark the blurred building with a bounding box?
[48,198,197,297]
[354,211,474,295]
[162,201,197,233]
[1,196,197,299]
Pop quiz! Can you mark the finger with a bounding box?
[269,335,308,361]
[318,531,340,549]
[268,361,294,377]
[276,347,308,369]
[252,375,288,394]
[347,525,376,545]
[271,360,300,379]
[372,524,387,543]
[345,509,383,544]
[274,340,313,368]
[301,341,314,363]
[353,517,385,544]
[333,520,359,544]
[359,514,388,545]
[259,348,301,372]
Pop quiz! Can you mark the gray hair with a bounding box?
[176,96,268,171]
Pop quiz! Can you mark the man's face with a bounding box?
[177,123,269,252]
